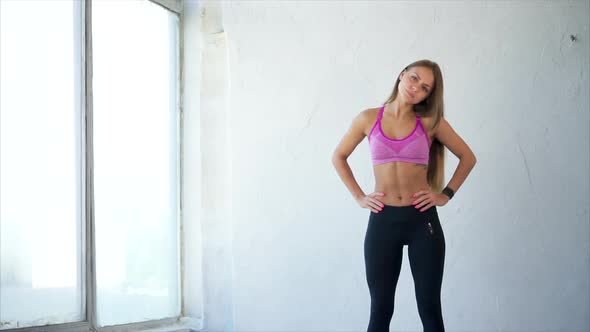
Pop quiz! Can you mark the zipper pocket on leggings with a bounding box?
[427,221,434,235]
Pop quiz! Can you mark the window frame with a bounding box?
[1,0,185,331]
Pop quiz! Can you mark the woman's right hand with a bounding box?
[356,192,385,213]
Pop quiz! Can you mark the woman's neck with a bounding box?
[385,98,415,119]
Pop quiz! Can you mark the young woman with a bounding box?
[332,59,476,332]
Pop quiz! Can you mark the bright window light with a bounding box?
[0,0,84,329]
[92,0,180,326]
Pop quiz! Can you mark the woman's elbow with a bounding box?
[468,152,477,167]
[459,150,476,166]
[332,152,347,165]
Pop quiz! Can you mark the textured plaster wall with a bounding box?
[190,1,590,331]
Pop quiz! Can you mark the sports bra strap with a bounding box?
[377,106,385,122]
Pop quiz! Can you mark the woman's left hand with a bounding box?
[412,190,449,212]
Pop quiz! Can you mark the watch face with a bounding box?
[442,188,453,198]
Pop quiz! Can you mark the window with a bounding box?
[92,0,180,326]
[0,0,84,328]
[0,1,183,331]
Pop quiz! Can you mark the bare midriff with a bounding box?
[373,162,430,206]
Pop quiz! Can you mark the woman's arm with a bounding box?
[332,109,385,213]
[433,117,477,193]
[332,110,369,200]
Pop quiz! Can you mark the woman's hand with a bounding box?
[356,192,386,213]
[412,190,449,212]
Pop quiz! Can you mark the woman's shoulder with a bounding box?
[418,114,445,136]
[354,107,381,134]
[418,114,433,126]
[357,107,381,123]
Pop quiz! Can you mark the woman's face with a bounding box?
[398,66,435,104]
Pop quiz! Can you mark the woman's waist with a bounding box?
[373,183,431,206]
[372,163,430,206]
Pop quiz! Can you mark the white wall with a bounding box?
[187,1,590,331]
[183,1,235,331]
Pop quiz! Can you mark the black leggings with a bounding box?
[364,204,446,332]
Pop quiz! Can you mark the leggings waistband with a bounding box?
[371,204,438,221]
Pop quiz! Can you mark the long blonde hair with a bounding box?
[383,59,446,192]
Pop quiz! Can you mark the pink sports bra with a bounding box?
[368,106,431,166]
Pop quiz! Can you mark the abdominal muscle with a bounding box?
[373,162,431,206]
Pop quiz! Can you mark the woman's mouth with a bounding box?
[405,89,415,98]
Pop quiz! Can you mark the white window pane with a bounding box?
[92,0,180,326]
[0,0,84,329]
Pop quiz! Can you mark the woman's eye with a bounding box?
[411,76,417,81]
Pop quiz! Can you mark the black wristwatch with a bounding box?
[441,186,454,200]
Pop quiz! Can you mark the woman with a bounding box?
[332,59,476,332]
